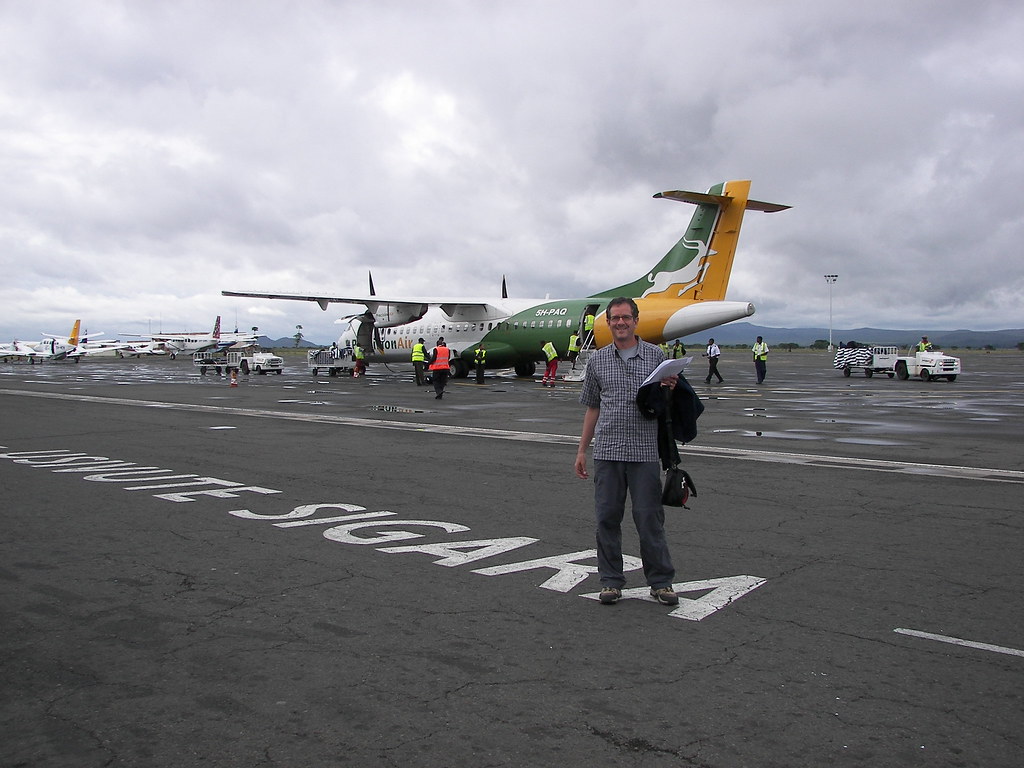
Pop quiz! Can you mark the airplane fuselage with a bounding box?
[346,295,755,374]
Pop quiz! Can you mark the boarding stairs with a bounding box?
[560,331,596,382]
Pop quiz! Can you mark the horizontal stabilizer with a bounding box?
[654,189,790,213]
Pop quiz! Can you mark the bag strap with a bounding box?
[663,385,681,468]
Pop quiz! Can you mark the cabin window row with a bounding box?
[378,318,577,336]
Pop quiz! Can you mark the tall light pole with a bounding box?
[824,274,838,350]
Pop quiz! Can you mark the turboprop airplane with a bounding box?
[223,180,788,377]
[0,320,110,362]
[122,316,257,357]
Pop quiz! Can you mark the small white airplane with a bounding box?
[223,180,788,377]
[0,339,52,361]
[122,316,257,357]
[0,320,123,362]
[119,339,173,357]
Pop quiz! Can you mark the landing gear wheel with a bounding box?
[514,361,537,378]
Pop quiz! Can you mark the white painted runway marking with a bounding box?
[894,628,1024,658]
[4,388,1024,484]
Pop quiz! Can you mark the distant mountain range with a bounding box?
[258,335,320,349]
[677,322,1024,349]
[259,325,1024,352]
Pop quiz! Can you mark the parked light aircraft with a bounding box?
[0,320,124,362]
[119,339,173,357]
[122,316,257,357]
[223,180,788,377]
[0,320,84,361]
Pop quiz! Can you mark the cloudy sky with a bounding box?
[2,0,1022,345]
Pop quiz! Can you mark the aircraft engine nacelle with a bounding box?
[371,304,428,327]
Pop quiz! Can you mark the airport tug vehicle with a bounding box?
[833,345,960,381]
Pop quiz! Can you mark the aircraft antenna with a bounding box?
[369,272,376,296]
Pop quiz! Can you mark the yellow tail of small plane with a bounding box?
[67,319,81,347]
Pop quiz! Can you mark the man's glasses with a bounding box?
[608,315,637,322]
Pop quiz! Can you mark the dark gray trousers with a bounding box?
[593,460,675,590]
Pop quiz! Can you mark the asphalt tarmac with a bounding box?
[2,350,1022,767]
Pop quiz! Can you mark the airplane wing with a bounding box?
[66,343,132,358]
[1,347,48,359]
[222,290,509,328]
[222,289,497,313]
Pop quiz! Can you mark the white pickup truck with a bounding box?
[232,350,284,375]
[833,345,960,381]
[192,350,284,375]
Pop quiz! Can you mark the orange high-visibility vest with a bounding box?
[429,346,451,371]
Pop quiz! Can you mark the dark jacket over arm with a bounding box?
[636,374,705,470]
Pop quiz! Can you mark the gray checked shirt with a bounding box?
[579,338,665,462]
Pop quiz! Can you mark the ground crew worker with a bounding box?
[583,312,596,346]
[541,340,559,387]
[353,343,366,377]
[917,336,933,352]
[411,337,427,385]
[429,338,451,399]
[752,336,769,384]
[474,344,487,384]
[567,332,581,369]
[671,340,686,358]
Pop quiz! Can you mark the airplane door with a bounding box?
[355,320,376,355]
[579,303,601,349]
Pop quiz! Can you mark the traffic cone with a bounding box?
[230,370,238,387]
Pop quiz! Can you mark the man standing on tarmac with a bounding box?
[411,338,427,386]
[574,297,680,607]
[428,337,450,400]
[353,342,366,377]
[703,338,724,384]
[752,336,769,384]
[473,343,486,384]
